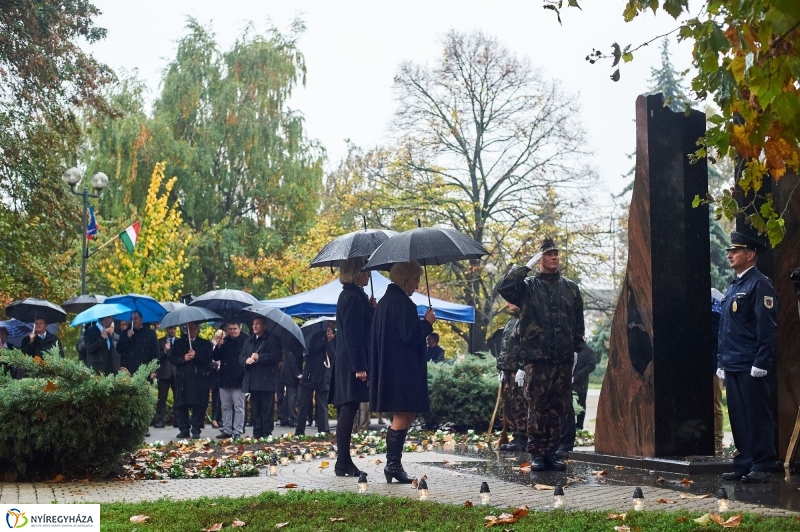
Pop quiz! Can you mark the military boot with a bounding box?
[500,434,528,452]
[529,454,547,471]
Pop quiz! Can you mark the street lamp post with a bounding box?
[62,167,109,295]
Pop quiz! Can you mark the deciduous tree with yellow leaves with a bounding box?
[98,162,191,301]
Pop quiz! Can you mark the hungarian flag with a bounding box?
[120,222,140,255]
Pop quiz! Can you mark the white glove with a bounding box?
[526,251,543,269]
[498,371,504,382]
[515,369,525,387]
[716,369,725,380]
[751,366,767,378]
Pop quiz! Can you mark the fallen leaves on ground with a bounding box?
[329,518,345,522]
[680,493,712,499]
[129,515,149,523]
[680,477,694,484]
[374,459,382,465]
[464,501,473,508]
[677,516,689,523]
[711,514,743,528]
[656,476,666,483]
[278,483,298,489]
[442,460,450,464]
[275,523,289,528]
[411,475,428,488]
[46,474,64,484]
[231,519,246,527]
[566,477,585,483]
[484,507,528,529]
[592,470,608,476]
[615,465,626,470]
[607,513,627,520]
[518,461,531,472]
[318,461,329,469]
[533,484,554,490]
[656,498,677,504]
[201,524,223,531]
[613,526,630,532]
[695,513,714,526]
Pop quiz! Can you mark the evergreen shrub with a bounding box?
[424,354,499,431]
[0,348,156,480]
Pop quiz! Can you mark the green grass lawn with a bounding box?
[100,490,800,531]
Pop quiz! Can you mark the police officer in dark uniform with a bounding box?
[717,232,778,483]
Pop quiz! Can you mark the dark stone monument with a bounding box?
[594,93,714,458]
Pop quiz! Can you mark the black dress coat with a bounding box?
[157,337,177,380]
[20,332,64,358]
[300,330,330,389]
[369,283,433,413]
[332,283,372,406]
[117,325,159,375]
[213,332,249,389]
[279,349,303,387]
[169,336,214,407]
[239,333,282,392]
[84,323,113,374]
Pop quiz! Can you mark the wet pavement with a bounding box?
[427,444,800,513]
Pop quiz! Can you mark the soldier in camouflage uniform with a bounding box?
[497,303,528,451]
[496,237,584,471]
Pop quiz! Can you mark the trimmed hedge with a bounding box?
[424,354,499,431]
[0,348,156,480]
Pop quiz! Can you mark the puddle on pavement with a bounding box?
[423,445,800,512]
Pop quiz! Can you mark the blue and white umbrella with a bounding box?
[71,303,134,327]
[0,319,59,347]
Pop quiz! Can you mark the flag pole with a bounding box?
[86,233,121,258]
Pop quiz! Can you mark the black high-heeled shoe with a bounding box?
[334,462,362,477]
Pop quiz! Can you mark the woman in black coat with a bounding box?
[332,257,375,476]
[370,261,435,483]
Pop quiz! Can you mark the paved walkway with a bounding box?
[0,449,794,516]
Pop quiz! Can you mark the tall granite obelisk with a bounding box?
[595,93,713,457]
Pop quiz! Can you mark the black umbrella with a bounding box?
[160,306,222,329]
[300,316,335,342]
[160,301,187,313]
[189,289,259,323]
[363,223,489,306]
[61,294,107,313]
[310,217,397,298]
[236,303,305,353]
[5,298,67,324]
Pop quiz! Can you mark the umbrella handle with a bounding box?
[423,260,431,308]
[369,271,374,298]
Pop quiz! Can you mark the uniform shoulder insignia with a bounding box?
[764,296,774,309]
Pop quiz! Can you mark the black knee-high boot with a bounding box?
[384,427,412,483]
[334,402,361,477]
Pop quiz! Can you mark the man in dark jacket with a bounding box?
[496,237,585,472]
[155,326,178,428]
[20,318,64,358]
[240,317,282,438]
[717,232,778,483]
[426,333,445,363]
[0,326,17,376]
[571,341,596,430]
[295,326,334,435]
[278,348,303,427]
[84,316,115,374]
[169,322,214,439]
[117,311,159,378]
[213,322,249,439]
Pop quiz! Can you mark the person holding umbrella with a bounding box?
[83,316,115,375]
[370,261,436,483]
[169,321,214,439]
[20,318,65,359]
[239,317,283,439]
[330,257,375,476]
[117,311,159,379]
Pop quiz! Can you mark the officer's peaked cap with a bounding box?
[726,231,763,252]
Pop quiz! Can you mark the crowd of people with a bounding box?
[0,230,781,485]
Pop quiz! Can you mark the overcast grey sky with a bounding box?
[87,0,696,197]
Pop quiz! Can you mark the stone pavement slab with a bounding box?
[1,450,795,516]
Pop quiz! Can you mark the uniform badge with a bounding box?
[764,296,774,309]
[732,301,738,313]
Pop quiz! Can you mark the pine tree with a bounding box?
[648,40,691,112]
